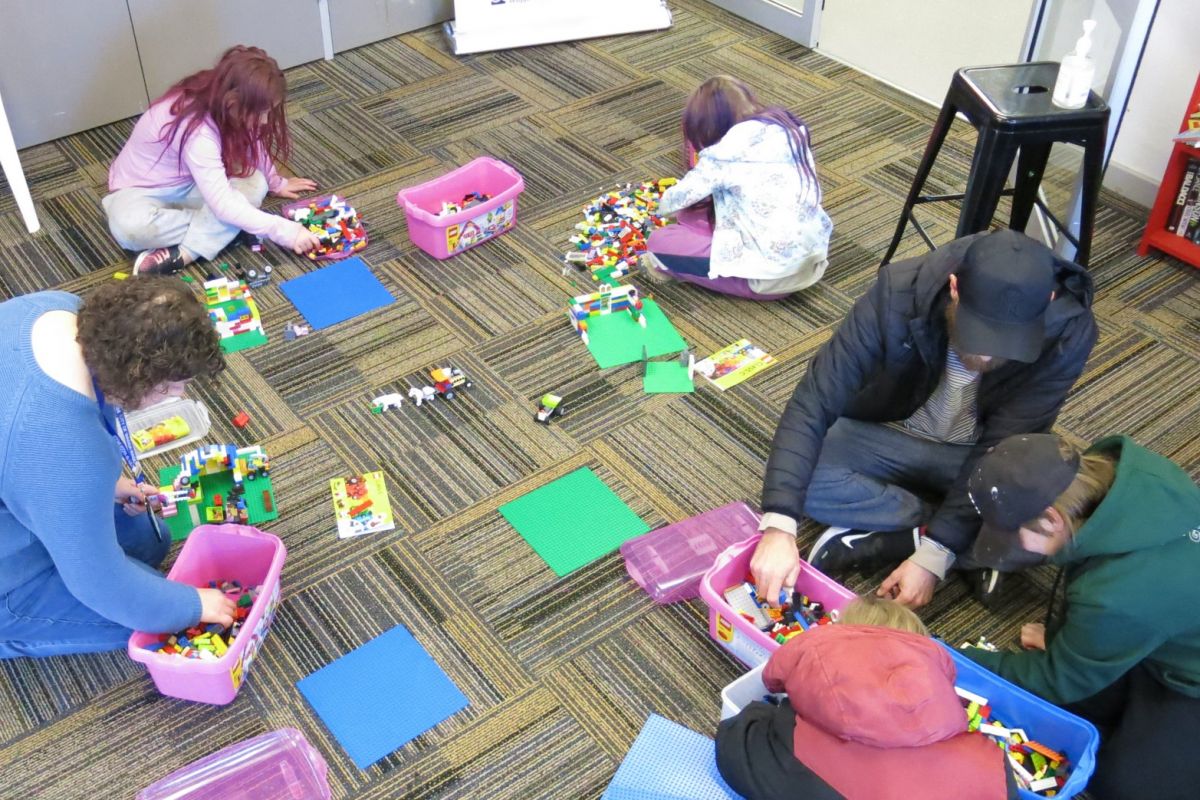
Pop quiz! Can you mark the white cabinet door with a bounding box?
[0,0,148,148]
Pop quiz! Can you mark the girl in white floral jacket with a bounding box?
[646,76,833,300]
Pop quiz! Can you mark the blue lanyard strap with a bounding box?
[93,378,164,542]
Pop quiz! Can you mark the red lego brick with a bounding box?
[232,411,251,429]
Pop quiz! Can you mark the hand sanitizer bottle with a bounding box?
[1053,20,1097,110]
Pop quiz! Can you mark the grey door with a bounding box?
[329,0,454,53]
[127,0,327,100]
[0,0,149,148]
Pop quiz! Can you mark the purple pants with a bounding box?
[647,208,789,302]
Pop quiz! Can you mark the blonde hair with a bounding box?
[1024,444,1117,537]
[840,596,929,636]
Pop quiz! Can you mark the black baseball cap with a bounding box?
[968,434,1080,569]
[954,230,1057,363]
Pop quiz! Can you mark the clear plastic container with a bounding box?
[137,728,331,800]
[124,397,211,459]
[620,502,761,604]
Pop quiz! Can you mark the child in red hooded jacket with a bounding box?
[715,596,1017,800]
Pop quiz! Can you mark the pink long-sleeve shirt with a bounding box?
[108,98,301,246]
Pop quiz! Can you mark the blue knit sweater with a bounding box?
[0,291,200,632]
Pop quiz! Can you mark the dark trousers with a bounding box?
[804,418,972,531]
[1066,665,1200,800]
[0,508,169,658]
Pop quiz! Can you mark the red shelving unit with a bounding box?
[1137,72,1200,268]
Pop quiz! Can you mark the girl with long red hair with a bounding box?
[103,46,321,274]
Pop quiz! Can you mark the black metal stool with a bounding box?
[881,62,1109,268]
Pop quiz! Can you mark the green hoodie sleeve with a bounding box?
[961,599,1167,705]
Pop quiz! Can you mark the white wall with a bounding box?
[1106,0,1200,207]
[817,0,1035,107]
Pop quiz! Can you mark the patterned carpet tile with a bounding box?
[471,40,645,110]
[0,679,269,798]
[0,0,1196,797]
[285,102,424,188]
[362,71,539,152]
[306,37,463,103]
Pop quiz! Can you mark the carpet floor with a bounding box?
[0,1,1196,797]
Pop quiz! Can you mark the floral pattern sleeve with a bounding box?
[657,154,722,217]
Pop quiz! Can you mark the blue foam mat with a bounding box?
[602,714,743,800]
[297,625,469,768]
[279,256,395,330]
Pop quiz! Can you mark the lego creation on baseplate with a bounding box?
[567,287,686,369]
[157,444,279,541]
[330,471,397,538]
[204,275,267,354]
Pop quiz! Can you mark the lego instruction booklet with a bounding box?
[330,471,397,539]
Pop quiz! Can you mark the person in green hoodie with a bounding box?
[960,433,1200,800]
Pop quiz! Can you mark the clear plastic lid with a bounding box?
[136,728,331,800]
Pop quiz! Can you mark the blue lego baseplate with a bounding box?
[601,714,743,800]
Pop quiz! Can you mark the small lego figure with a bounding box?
[283,320,311,341]
[534,393,565,424]
[406,386,437,407]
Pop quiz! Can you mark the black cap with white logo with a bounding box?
[968,434,1080,569]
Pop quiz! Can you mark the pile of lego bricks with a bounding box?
[723,578,838,645]
[959,686,1072,796]
[566,178,677,283]
[288,195,367,260]
[141,582,260,660]
[438,191,492,216]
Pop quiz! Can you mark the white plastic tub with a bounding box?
[720,663,781,721]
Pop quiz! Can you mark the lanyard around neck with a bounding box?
[92,378,164,542]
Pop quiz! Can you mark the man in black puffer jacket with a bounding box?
[750,229,1096,609]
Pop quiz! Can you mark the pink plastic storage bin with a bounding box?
[699,534,857,668]
[128,524,287,705]
[620,502,761,604]
[396,157,525,259]
[137,728,330,800]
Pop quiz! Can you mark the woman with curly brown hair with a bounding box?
[0,277,232,657]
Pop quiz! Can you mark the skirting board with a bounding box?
[445,0,672,55]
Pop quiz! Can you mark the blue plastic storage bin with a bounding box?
[944,644,1099,799]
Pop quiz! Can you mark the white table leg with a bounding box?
[318,0,335,60]
[0,89,39,234]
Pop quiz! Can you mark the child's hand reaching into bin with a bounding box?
[198,588,237,627]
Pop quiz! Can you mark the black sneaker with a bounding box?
[964,568,1005,610]
[807,526,921,572]
[133,245,186,275]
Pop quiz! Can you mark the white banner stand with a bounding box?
[445,0,673,55]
